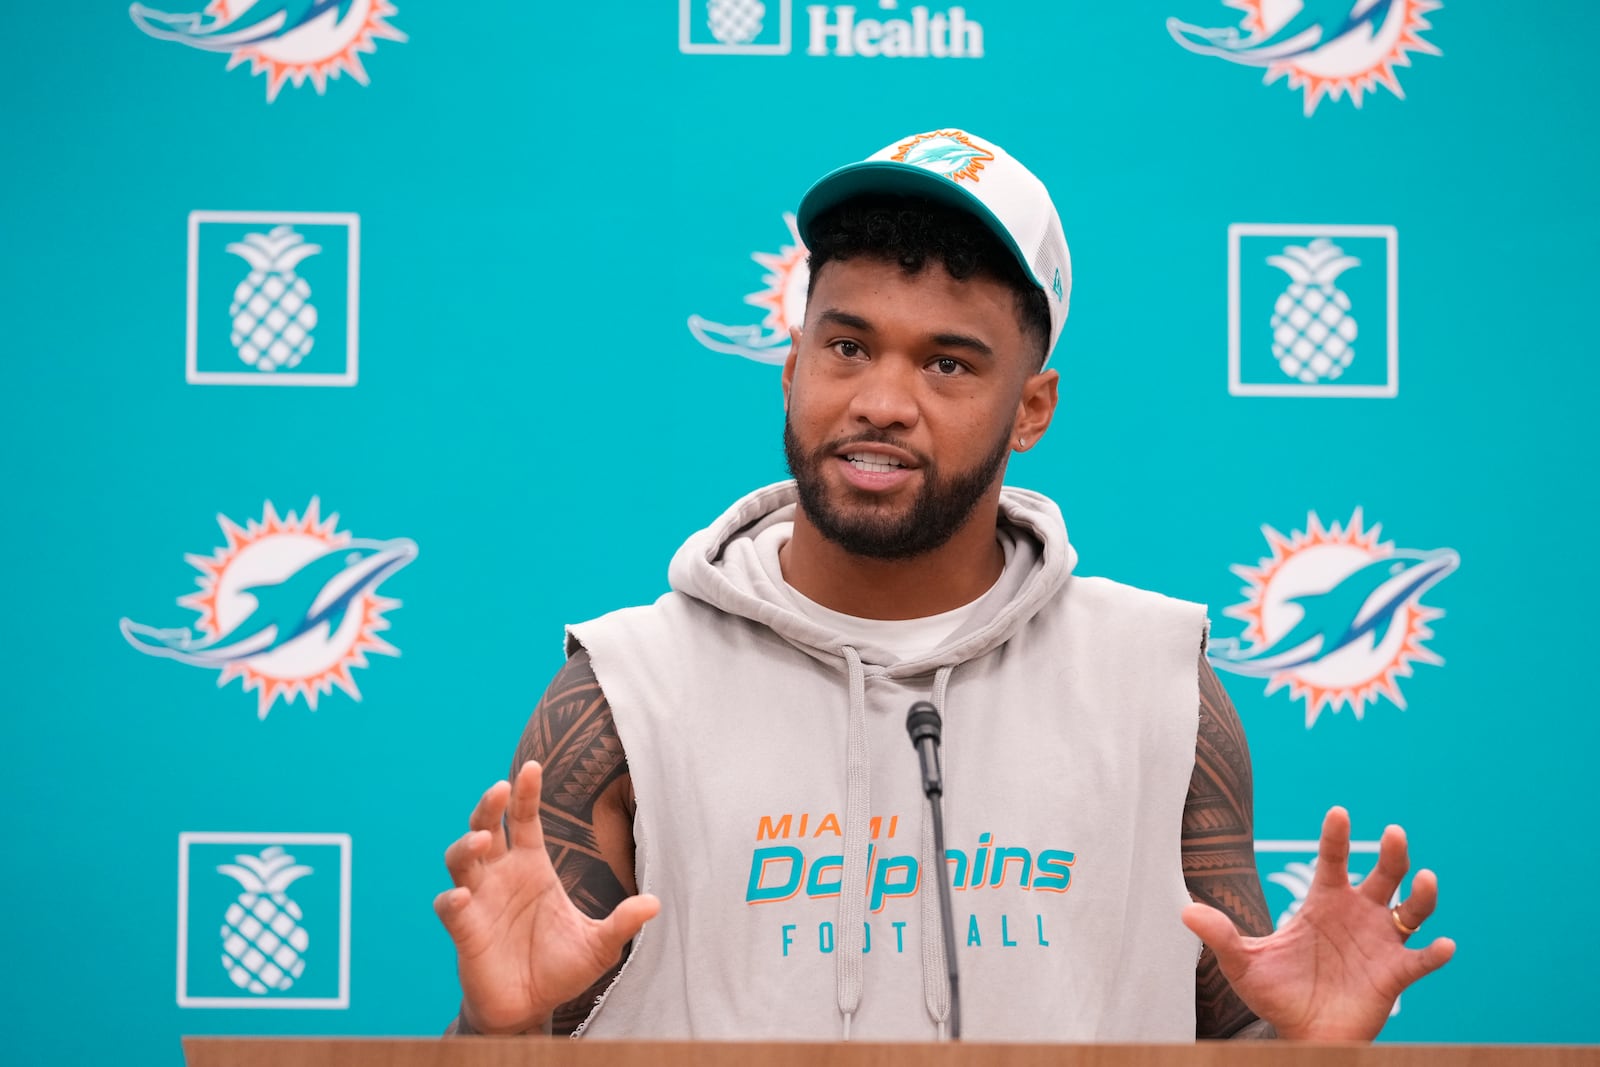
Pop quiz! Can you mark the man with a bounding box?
[436,130,1454,1042]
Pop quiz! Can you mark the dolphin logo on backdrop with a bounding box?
[688,212,810,365]
[1208,509,1457,725]
[130,0,407,101]
[121,499,416,718]
[1167,0,1442,115]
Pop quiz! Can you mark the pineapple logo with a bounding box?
[121,499,417,718]
[1266,860,1367,928]
[228,226,321,372]
[708,0,766,45]
[130,1,407,102]
[218,847,313,994]
[178,832,351,1008]
[1267,238,1359,384]
[1229,224,1396,397]
[681,0,791,54]
[688,212,809,365]
[1168,0,1442,115]
[188,211,358,386]
[1209,510,1458,726]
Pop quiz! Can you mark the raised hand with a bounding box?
[434,760,660,1035]
[1181,806,1455,1041]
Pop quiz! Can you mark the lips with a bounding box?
[843,452,906,473]
[834,448,918,492]
[832,440,919,468]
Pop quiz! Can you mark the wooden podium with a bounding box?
[183,1038,1600,1067]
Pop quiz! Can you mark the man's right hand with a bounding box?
[434,760,660,1035]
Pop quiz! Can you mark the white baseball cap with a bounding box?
[795,129,1072,363]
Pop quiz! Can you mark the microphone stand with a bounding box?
[907,701,961,1040]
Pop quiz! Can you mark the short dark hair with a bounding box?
[804,194,1052,368]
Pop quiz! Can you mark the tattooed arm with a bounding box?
[1184,655,1277,1039]
[446,648,639,1036]
[511,648,637,1035]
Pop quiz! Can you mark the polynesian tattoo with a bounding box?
[1185,656,1276,1039]
[510,648,636,1036]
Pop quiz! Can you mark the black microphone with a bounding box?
[907,701,944,796]
[906,700,962,1040]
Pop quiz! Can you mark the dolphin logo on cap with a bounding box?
[891,130,995,183]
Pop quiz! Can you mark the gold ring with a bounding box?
[1390,907,1419,936]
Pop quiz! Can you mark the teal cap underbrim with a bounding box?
[795,160,1037,293]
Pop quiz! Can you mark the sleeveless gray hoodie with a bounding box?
[567,481,1205,1042]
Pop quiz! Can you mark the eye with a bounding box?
[831,340,864,359]
[930,357,966,376]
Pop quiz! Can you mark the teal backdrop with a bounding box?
[4,2,1597,1062]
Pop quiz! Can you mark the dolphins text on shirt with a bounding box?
[744,812,1075,956]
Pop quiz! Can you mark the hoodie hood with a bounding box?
[666,480,1078,676]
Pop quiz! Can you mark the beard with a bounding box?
[783,418,1012,561]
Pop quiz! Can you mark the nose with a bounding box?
[846,357,921,432]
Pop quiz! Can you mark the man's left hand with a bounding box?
[1181,806,1456,1041]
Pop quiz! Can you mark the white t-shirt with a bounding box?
[751,522,1016,662]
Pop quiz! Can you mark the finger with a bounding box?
[1399,936,1456,985]
[593,894,662,963]
[434,886,490,950]
[507,759,546,852]
[1181,902,1246,964]
[1394,868,1440,933]
[433,886,473,939]
[444,829,494,890]
[1314,806,1353,889]
[434,885,469,919]
[1361,824,1411,904]
[468,780,512,860]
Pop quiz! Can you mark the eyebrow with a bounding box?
[815,309,996,360]
[930,332,994,360]
[816,309,873,332]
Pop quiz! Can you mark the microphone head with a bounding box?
[906,700,942,744]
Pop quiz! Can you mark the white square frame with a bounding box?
[1256,837,1382,858]
[1228,223,1399,398]
[177,831,353,1009]
[679,0,792,54]
[186,211,360,387]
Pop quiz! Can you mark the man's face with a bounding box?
[781,255,1053,560]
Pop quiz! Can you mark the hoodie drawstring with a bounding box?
[836,645,870,1040]
[920,665,955,1039]
[838,655,959,1042]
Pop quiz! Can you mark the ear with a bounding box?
[781,326,802,412]
[1011,368,1059,452]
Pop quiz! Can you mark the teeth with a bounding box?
[845,452,904,473]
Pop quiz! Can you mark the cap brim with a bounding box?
[795,161,1036,293]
